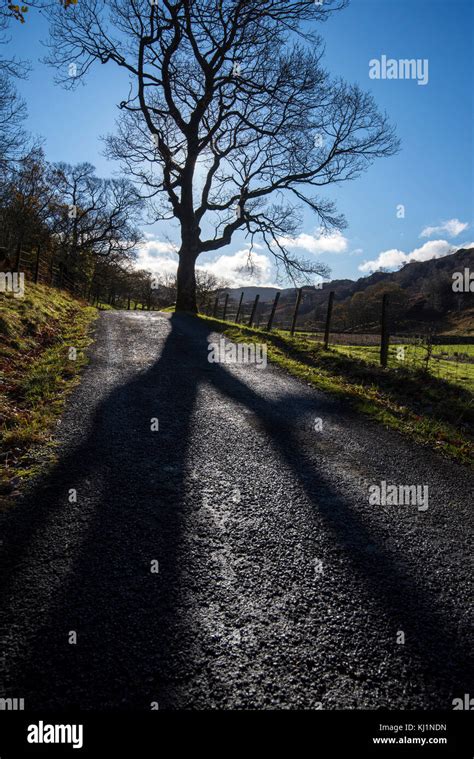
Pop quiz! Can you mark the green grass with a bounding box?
[333,343,474,391]
[1,283,98,503]
[198,314,474,467]
[97,302,114,311]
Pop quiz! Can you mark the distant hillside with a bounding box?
[223,286,280,304]
[223,247,474,334]
[331,246,474,302]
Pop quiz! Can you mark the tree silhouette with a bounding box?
[44,0,399,311]
[51,162,143,269]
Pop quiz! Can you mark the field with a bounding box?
[333,343,474,391]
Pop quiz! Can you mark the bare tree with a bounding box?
[0,148,57,268]
[0,73,29,170]
[0,1,32,169]
[195,269,228,311]
[44,0,399,311]
[51,162,143,272]
[0,1,30,77]
[149,270,178,307]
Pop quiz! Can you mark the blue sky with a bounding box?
[6,0,474,286]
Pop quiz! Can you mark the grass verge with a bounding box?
[1,283,98,504]
[198,314,474,467]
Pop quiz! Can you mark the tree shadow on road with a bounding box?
[0,313,471,710]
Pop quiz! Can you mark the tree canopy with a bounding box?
[41,0,399,311]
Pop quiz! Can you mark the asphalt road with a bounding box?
[0,311,472,710]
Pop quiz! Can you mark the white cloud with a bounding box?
[359,249,411,273]
[138,239,178,257]
[197,248,275,287]
[420,218,469,238]
[279,229,349,254]
[134,239,276,287]
[134,238,179,277]
[358,239,464,274]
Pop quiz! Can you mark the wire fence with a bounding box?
[2,245,140,307]
[3,249,473,389]
[205,290,474,389]
[10,245,88,299]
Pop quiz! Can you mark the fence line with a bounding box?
[4,248,473,382]
[206,290,474,380]
[1,244,155,309]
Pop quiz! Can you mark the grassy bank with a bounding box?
[0,284,97,503]
[198,315,474,467]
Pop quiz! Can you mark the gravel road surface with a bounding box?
[0,311,472,710]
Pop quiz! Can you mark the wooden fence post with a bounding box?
[323,291,335,349]
[222,293,229,321]
[212,296,218,318]
[267,291,280,331]
[290,288,303,336]
[235,291,244,323]
[380,293,390,368]
[248,294,259,327]
[14,240,21,273]
[49,251,55,285]
[34,244,41,284]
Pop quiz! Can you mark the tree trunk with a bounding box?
[176,249,198,313]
